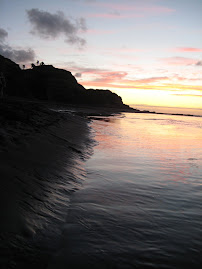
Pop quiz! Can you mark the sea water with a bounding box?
[50,113,202,268]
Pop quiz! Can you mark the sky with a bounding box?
[0,0,202,110]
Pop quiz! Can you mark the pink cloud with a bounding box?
[174,47,202,52]
[79,70,202,92]
[62,63,202,92]
[171,74,202,82]
[87,13,126,19]
[88,74,169,86]
[134,77,169,84]
[91,71,128,83]
[160,57,199,66]
[86,3,175,19]
[81,73,170,89]
[88,3,175,13]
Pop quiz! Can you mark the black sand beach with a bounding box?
[0,98,93,268]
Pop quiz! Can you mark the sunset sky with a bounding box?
[0,0,202,110]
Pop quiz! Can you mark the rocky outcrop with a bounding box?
[0,55,21,74]
[81,89,125,107]
[0,54,130,109]
[0,55,22,96]
[22,65,86,101]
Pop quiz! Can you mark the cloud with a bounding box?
[0,28,36,63]
[78,69,128,83]
[88,13,126,19]
[160,57,199,66]
[133,77,169,84]
[79,68,168,85]
[0,28,8,42]
[174,47,202,52]
[59,62,202,94]
[75,72,82,77]
[88,2,175,13]
[27,8,87,47]
[86,3,175,19]
[195,61,202,66]
[89,76,169,88]
[62,63,109,75]
[0,46,36,63]
[80,69,202,92]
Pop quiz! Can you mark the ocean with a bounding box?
[50,112,202,268]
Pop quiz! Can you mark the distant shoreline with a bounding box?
[130,104,202,118]
[131,110,202,118]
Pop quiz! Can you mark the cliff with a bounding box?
[0,54,130,109]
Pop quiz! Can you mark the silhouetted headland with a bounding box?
[0,54,137,113]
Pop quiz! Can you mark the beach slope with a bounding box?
[0,98,92,268]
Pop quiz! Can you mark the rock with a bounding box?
[0,54,133,109]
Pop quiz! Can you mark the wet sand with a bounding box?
[0,98,93,268]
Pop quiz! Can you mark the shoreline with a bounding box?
[3,96,201,118]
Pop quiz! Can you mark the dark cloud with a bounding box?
[75,72,82,77]
[0,28,36,63]
[0,45,36,63]
[27,8,87,47]
[195,61,202,66]
[0,28,8,42]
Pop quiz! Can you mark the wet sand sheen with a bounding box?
[49,113,202,269]
[0,99,93,268]
[1,101,201,268]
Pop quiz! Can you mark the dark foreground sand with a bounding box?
[0,98,94,268]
